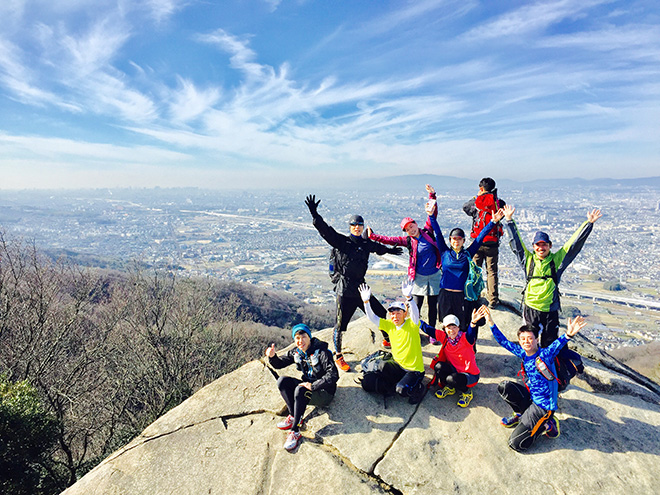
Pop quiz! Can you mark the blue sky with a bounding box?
[1,0,658,189]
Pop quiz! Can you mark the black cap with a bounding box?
[449,227,465,238]
[349,215,364,226]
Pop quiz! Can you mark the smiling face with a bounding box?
[445,323,460,339]
[294,331,311,353]
[450,236,465,251]
[404,221,420,238]
[349,224,364,236]
[388,308,406,326]
[518,331,538,356]
[533,241,551,259]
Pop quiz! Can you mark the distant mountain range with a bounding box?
[353,174,660,192]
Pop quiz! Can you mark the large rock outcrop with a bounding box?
[63,304,660,495]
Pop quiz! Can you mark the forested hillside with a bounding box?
[0,232,333,493]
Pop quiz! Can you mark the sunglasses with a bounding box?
[534,242,549,247]
[350,222,364,226]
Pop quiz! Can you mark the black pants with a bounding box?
[362,361,424,399]
[523,305,560,348]
[498,380,553,452]
[277,376,334,432]
[334,294,387,355]
[438,289,481,331]
[434,361,470,392]
[414,294,438,327]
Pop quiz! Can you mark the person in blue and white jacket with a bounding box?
[480,305,587,452]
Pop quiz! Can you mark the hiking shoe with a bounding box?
[544,416,560,439]
[500,412,521,428]
[276,415,303,431]
[429,336,439,345]
[382,339,391,349]
[489,301,500,309]
[457,390,473,408]
[435,387,456,399]
[335,355,350,372]
[283,431,302,451]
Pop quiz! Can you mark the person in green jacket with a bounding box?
[502,204,601,347]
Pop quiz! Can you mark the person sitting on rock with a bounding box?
[485,305,587,452]
[422,311,481,408]
[265,323,339,452]
[503,204,601,347]
[358,281,426,404]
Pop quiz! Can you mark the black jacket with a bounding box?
[312,213,394,297]
[268,338,339,394]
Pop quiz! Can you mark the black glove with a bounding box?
[305,194,320,217]
[388,246,403,256]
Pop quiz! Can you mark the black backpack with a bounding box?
[328,247,344,284]
[357,350,396,399]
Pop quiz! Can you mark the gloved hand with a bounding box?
[401,280,414,299]
[358,283,371,303]
[387,246,403,256]
[305,195,320,216]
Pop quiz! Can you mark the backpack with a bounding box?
[472,195,504,243]
[522,346,584,392]
[328,247,343,284]
[464,255,485,301]
[357,350,396,400]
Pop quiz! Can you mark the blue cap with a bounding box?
[291,323,312,340]
[532,231,551,245]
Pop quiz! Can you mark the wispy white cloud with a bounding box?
[463,0,613,40]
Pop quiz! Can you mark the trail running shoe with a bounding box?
[283,431,302,451]
[408,383,427,404]
[544,416,560,438]
[382,339,391,349]
[435,387,456,399]
[500,412,521,428]
[457,390,473,408]
[335,355,350,372]
[276,415,303,431]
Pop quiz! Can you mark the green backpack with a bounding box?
[464,255,485,301]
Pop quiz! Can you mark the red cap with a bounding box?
[400,217,415,231]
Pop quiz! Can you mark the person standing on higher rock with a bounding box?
[463,177,506,308]
[305,194,403,372]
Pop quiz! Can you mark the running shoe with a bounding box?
[457,390,473,408]
[382,339,391,349]
[544,416,560,438]
[283,431,302,451]
[429,337,439,345]
[500,412,521,428]
[435,387,456,399]
[335,355,350,372]
[276,415,303,431]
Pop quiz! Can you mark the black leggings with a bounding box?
[277,376,334,432]
[334,294,388,355]
[434,361,468,392]
[414,294,438,327]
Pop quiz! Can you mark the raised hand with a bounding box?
[265,343,276,358]
[503,204,515,221]
[425,184,435,195]
[388,246,403,256]
[471,305,491,325]
[401,279,414,299]
[566,315,587,337]
[493,208,505,223]
[587,209,602,224]
[305,194,320,216]
[358,283,372,303]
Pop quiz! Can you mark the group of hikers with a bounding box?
[265,178,602,453]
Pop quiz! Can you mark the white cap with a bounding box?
[387,301,407,312]
[442,315,460,327]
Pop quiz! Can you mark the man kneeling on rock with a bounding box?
[358,281,426,404]
[265,324,339,452]
[485,306,587,452]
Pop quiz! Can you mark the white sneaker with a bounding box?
[276,415,294,430]
[284,431,302,451]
